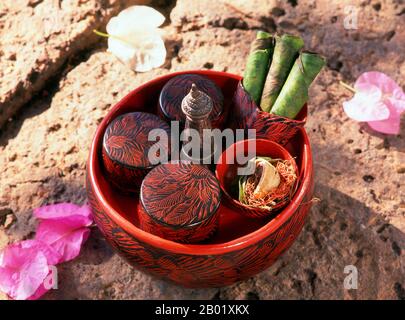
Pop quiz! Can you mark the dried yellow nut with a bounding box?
[252,158,281,198]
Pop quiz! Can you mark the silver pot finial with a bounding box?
[181,83,213,120]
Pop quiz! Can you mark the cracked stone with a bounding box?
[0,0,152,128]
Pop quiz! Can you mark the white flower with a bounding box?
[105,6,166,72]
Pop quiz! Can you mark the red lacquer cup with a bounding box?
[216,139,299,219]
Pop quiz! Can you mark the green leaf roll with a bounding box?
[242,31,274,105]
[270,52,326,119]
[238,176,247,203]
[260,34,304,112]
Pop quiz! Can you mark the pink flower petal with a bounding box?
[343,83,390,121]
[34,203,80,219]
[355,71,402,95]
[392,87,405,101]
[18,240,61,266]
[388,97,405,113]
[367,99,403,134]
[28,266,58,300]
[27,283,49,300]
[0,202,94,300]
[34,203,93,229]
[35,220,90,263]
[0,244,50,300]
[343,71,405,135]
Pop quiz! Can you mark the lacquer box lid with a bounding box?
[102,112,170,192]
[139,161,221,243]
[159,74,225,126]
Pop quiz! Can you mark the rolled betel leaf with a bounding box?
[270,51,326,119]
[242,31,274,105]
[260,34,304,112]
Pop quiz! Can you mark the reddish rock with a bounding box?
[0,0,152,128]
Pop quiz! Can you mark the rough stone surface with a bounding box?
[0,0,404,300]
[0,0,151,128]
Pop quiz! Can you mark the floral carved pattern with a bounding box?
[139,162,221,243]
[141,162,221,226]
[102,112,170,193]
[103,112,170,168]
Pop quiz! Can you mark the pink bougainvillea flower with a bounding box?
[0,241,51,300]
[343,83,390,121]
[17,240,61,266]
[27,283,49,301]
[35,222,90,264]
[0,203,93,300]
[342,71,405,134]
[34,203,93,263]
[34,203,93,228]
[27,265,58,301]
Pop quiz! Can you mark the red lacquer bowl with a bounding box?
[216,139,299,219]
[86,70,314,288]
